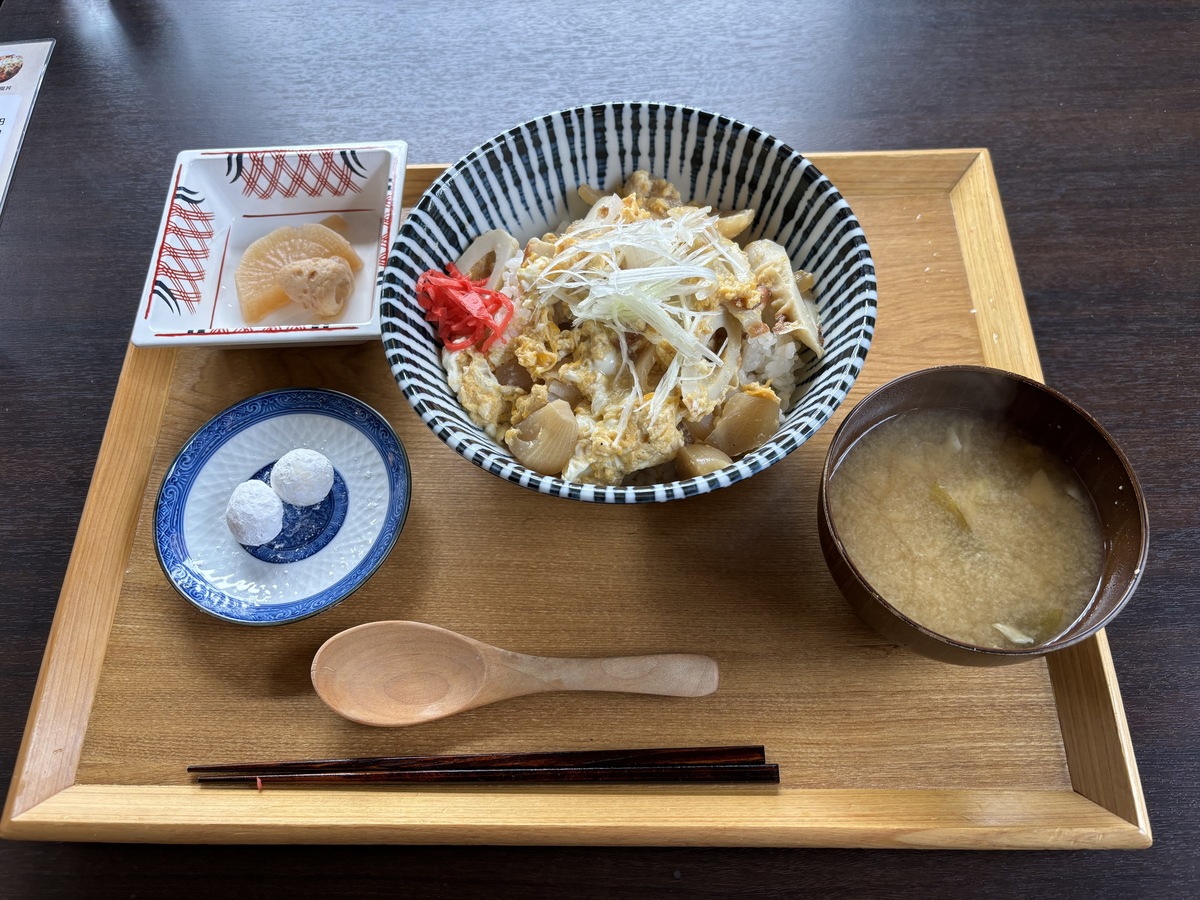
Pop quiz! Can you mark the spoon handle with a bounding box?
[504,652,719,698]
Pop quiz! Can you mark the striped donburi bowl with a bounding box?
[380,102,877,503]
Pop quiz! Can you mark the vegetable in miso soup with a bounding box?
[827,408,1103,649]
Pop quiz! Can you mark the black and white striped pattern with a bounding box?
[380,103,877,503]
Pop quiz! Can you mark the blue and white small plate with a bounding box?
[155,389,410,625]
[130,140,407,348]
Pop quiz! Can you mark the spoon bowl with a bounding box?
[312,621,719,726]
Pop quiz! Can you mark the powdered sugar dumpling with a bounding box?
[270,449,335,507]
[226,479,284,546]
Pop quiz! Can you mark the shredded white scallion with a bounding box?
[520,197,764,447]
[529,209,731,368]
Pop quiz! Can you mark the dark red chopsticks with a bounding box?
[189,746,778,786]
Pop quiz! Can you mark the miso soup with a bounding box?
[828,408,1104,649]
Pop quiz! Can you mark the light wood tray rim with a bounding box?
[1,150,1150,848]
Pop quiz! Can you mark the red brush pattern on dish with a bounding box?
[242,207,373,218]
[377,167,397,269]
[148,167,216,317]
[153,325,362,337]
[238,151,362,199]
[199,146,389,156]
[208,229,233,331]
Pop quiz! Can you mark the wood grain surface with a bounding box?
[0,0,1195,896]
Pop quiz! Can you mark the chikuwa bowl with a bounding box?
[817,365,1149,666]
[381,102,877,503]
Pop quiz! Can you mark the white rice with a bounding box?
[739,332,800,410]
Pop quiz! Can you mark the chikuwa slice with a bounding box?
[235,223,363,323]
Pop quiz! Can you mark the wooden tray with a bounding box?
[1,152,1150,848]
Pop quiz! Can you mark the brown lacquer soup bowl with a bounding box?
[818,365,1148,666]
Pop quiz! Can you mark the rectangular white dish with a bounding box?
[130,141,406,348]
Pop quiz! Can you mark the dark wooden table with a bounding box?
[1,0,1196,895]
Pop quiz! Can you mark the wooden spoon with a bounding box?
[311,621,719,727]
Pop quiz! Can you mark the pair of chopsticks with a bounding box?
[189,745,778,786]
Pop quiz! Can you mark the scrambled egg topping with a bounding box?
[567,393,687,485]
[444,349,521,441]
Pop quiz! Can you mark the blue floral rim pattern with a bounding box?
[154,388,410,625]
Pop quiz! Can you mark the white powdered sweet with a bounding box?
[226,479,284,546]
[270,448,334,507]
